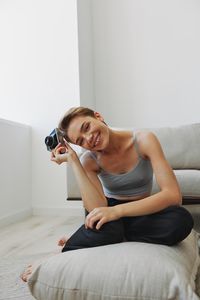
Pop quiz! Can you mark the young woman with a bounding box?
[21,106,194,281]
[51,106,193,252]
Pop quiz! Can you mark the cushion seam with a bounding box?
[28,279,171,300]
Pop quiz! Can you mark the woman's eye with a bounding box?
[85,123,90,131]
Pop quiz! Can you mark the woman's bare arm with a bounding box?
[51,142,107,212]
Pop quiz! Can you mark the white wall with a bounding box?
[0,0,83,215]
[1,1,199,212]
[77,0,96,110]
[0,119,32,226]
[79,0,200,128]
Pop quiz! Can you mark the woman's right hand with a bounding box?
[51,139,78,165]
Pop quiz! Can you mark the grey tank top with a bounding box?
[89,132,153,198]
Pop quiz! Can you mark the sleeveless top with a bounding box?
[88,132,153,198]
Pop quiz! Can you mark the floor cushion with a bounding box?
[28,230,200,300]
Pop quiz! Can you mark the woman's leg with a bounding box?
[62,219,124,252]
[123,206,194,246]
[62,198,126,252]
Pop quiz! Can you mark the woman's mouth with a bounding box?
[94,132,100,148]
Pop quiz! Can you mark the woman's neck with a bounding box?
[98,129,132,155]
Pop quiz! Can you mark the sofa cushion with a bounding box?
[152,169,200,199]
[28,230,200,300]
[175,170,200,199]
[151,123,200,169]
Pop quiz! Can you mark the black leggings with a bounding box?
[62,198,194,252]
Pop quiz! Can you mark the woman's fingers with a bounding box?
[63,138,73,150]
[63,138,68,146]
[50,144,68,165]
[85,207,117,230]
[51,143,62,157]
[85,214,105,230]
[50,139,76,165]
[51,151,55,160]
[96,218,106,230]
[85,209,98,228]
[56,146,67,155]
[85,211,103,229]
[54,142,62,151]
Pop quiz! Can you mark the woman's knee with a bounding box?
[96,219,125,243]
[62,219,124,252]
[123,206,194,246]
[171,206,194,232]
[84,208,124,242]
[163,206,194,246]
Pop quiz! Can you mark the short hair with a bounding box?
[58,107,95,142]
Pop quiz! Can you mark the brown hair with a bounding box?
[58,107,95,142]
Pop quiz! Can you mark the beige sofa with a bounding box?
[67,123,200,203]
[150,123,200,201]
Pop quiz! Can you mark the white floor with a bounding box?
[0,215,84,258]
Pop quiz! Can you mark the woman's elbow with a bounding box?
[168,189,182,206]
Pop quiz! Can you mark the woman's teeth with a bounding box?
[94,134,100,146]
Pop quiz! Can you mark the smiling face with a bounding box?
[66,112,110,151]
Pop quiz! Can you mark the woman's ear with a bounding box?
[94,111,104,122]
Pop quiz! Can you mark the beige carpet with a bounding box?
[0,253,49,300]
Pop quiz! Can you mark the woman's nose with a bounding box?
[85,133,93,145]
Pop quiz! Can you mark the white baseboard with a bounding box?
[32,204,84,217]
[0,208,32,228]
[0,204,84,226]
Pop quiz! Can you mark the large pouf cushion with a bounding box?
[28,230,200,300]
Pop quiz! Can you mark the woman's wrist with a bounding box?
[68,152,79,164]
[113,205,124,219]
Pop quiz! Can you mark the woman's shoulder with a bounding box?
[134,129,155,141]
[111,128,157,148]
[80,151,100,173]
[112,128,154,141]
[134,130,161,158]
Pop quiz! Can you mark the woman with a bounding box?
[51,106,193,252]
[21,106,194,281]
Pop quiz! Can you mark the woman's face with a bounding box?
[66,113,110,151]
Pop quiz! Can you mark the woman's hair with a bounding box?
[58,107,95,142]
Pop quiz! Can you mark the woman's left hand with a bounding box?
[85,206,119,230]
